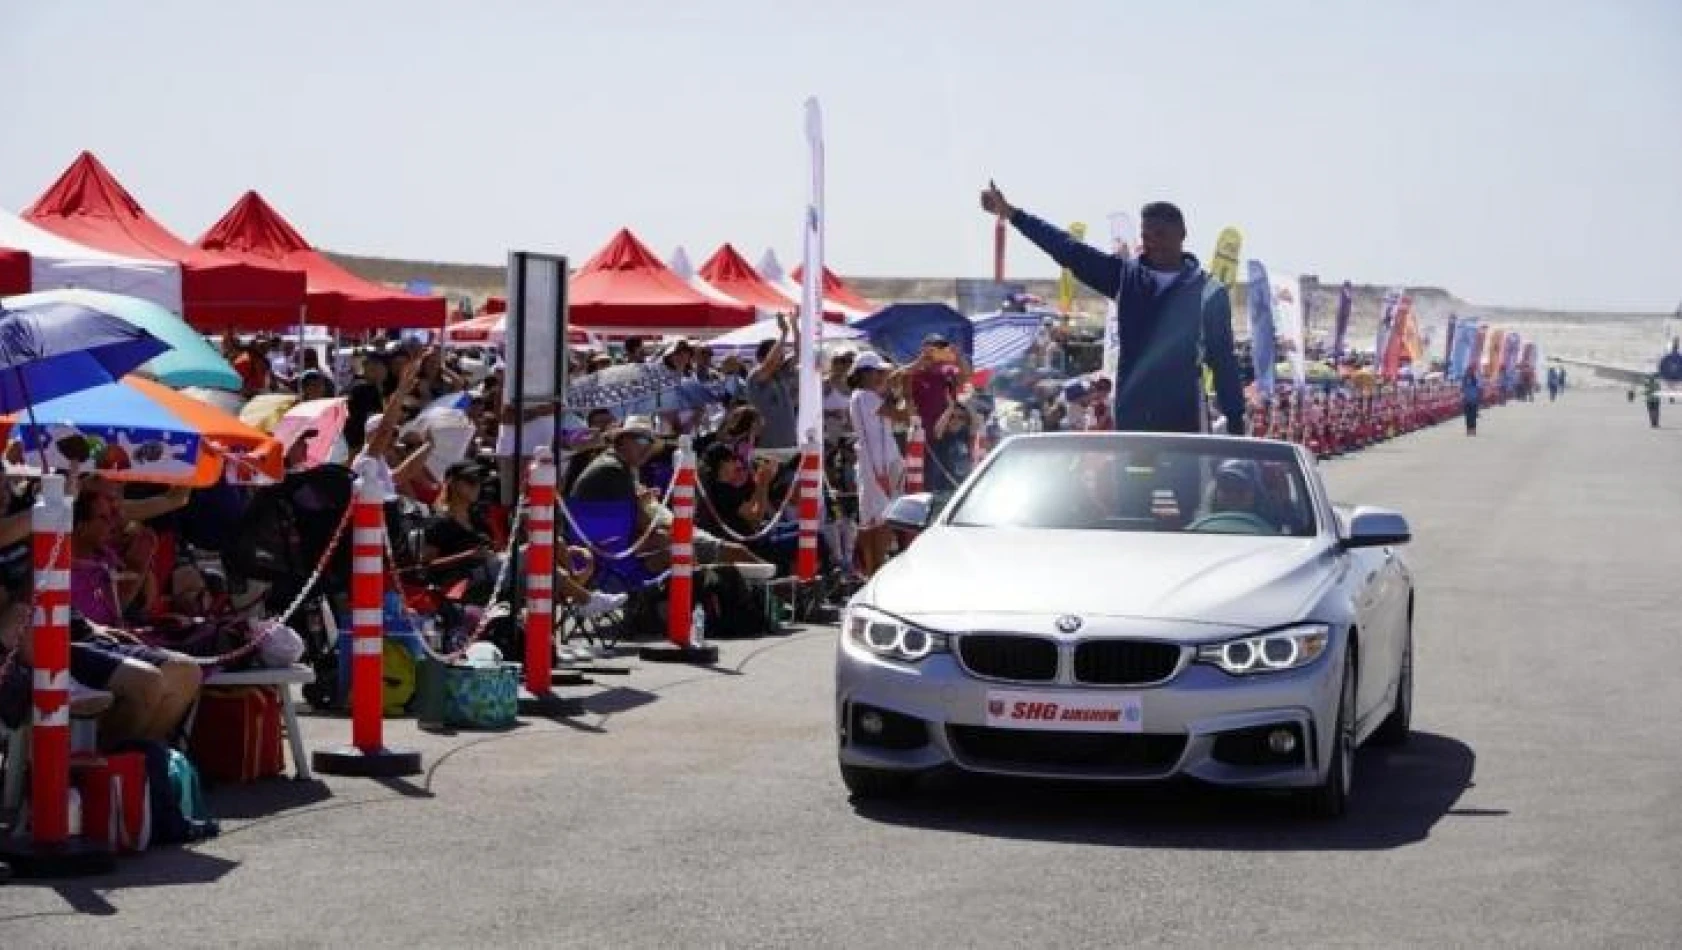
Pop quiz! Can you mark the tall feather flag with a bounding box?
[1375,288,1402,364]
[1500,333,1523,381]
[1380,293,1415,380]
[1332,281,1353,362]
[1444,314,1459,366]
[1484,328,1506,381]
[1270,270,1307,387]
[1470,324,1491,378]
[1400,297,1426,368]
[1058,222,1088,314]
[1246,260,1277,396]
[1449,318,1477,379]
[796,97,825,448]
[1208,228,1242,288]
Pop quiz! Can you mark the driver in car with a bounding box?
[1203,460,1277,531]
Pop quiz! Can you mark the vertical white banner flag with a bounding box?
[797,98,825,448]
[1270,270,1307,387]
[1101,211,1132,382]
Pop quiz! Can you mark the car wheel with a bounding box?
[1302,649,1356,820]
[839,763,917,800]
[1372,625,1413,747]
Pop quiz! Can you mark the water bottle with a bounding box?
[691,604,708,647]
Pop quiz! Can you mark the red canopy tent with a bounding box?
[24,152,306,330]
[791,264,876,313]
[571,229,753,335]
[198,191,445,331]
[0,245,26,296]
[698,243,846,324]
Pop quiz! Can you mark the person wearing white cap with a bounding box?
[847,351,911,577]
[352,351,428,502]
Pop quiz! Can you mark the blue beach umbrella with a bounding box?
[3,288,240,391]
[0,300,169,412]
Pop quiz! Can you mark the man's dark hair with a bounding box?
[623,336,645,354]
[1140,201,1185,229]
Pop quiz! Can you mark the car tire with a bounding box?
[1302,649,1356,820]
[839,763,917,800]
[1371,626,1413,747]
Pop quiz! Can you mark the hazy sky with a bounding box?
[3,1,1678,311]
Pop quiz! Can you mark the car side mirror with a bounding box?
[885,492,935,533]
[1341,507,1411,549]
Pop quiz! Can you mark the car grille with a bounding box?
[1073,640,1183,685]
[947,725,1186,775]
[956,635,1058,682]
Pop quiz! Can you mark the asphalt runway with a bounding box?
[2,390,1679,948]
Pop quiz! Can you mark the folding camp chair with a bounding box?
[558,499,670,652]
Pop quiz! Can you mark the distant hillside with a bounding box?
[324,250,1672,370]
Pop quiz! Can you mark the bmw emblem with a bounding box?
[1055,615,1083,633]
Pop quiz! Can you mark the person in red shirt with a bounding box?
[232,338,272,397]
[906,334,973,493]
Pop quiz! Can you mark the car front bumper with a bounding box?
[836,635,1345,789]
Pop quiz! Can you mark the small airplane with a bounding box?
[1555,304,1682,401]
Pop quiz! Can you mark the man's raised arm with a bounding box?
[980,180,1125,299]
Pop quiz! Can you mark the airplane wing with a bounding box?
[1552,356,1653,386]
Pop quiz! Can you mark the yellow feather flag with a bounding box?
[1058,222,1088,313]
[1208,227,1243,287]
[1204,227,1243,393]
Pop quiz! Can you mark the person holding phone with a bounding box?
[908,334,973,493]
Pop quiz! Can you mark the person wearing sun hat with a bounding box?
[847,351,911,576]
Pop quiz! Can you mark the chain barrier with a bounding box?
[184,501,356,670]
[381,486,531,666]
[687,446,809,545]
[552,465,680,561]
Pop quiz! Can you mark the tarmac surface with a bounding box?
[2,389,1679,948]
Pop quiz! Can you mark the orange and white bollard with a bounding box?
[796,434,822,582]
[904,418,926,494]
[523,450,556,693]
[517,449,585,707]
[0,474,115,877]
[640,436,717,664]
[312,476,421,777]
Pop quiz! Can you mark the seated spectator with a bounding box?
[299,368,335,401]
[571,421,768,574]
[71,488,156,626]
[699,443,797,576]
[425,461,622,616]
[0,580,201,746]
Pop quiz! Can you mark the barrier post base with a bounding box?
[518,688,584,717]
[0,836,116,879]
[638,643,720,665]
[311,745,422,778]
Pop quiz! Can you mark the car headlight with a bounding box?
[1196,624,1330,675]
[843,606,949,663]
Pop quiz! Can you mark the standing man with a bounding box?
[1643,375,1662,428]
[980,182,1245,434]
[1461,372,1482,436]
[748,313,801,462]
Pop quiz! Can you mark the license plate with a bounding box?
[984,690,1143,733]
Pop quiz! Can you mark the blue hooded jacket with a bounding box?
[1009,210,1247,434]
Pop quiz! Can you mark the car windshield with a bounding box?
[944,435,1318,537]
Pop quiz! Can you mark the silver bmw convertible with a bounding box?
[835,432,1415,818]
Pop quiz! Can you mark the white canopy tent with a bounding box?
[670,244,771,318]
[0,208,183,312]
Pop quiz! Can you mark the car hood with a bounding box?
[865,526,1335,631]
